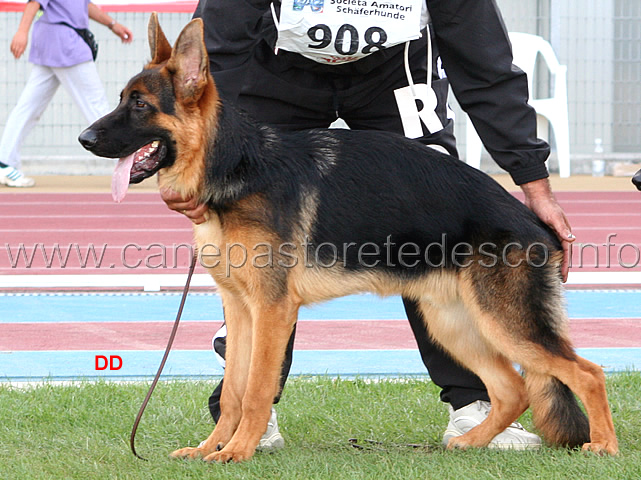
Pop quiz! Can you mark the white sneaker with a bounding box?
[0,166,35,187]
[197,407,285,452]
[442,400,542,450]
[257,407,285,451]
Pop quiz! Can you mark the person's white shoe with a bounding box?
[197,407,285,452]
[0,166,35,187]
[442,400,542,450]
[257,407,285,451]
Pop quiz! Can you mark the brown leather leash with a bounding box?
[348,438,433,452]
[130,252,198,460]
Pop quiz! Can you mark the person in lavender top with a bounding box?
[0,0,133,187]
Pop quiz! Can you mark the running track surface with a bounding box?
[1,191,640,381]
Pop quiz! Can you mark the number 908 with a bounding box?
[307,24,387,55]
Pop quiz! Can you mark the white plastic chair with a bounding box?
[465,32,571,177]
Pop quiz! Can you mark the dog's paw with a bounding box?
[446,437,472,450]
[203,446,255,463]
[581,441,619,456]
[169,446,206,459]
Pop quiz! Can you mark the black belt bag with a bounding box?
[59,22,98,61]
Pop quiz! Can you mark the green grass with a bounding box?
[1,373,640,479]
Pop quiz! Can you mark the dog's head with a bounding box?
[78,13,218,201]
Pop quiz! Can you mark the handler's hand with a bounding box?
[160,187,208,225]
[520,178,574,282]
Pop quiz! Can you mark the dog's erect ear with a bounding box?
[148,12,172,65]
[167,18,210,103]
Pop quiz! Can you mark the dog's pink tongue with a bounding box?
[111,154,134,203]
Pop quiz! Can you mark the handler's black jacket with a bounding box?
[194,0,550,186]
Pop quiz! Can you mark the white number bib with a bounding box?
[274,0,424,64]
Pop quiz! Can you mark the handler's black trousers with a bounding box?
[208,33,489,422]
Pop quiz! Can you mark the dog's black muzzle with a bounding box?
[78,128,98,151]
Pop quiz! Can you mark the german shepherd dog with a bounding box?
[79,14,618,462]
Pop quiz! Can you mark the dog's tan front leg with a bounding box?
[171,291,252,459]
[206,297,299,463]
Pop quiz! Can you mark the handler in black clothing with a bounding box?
[162,0,575,449]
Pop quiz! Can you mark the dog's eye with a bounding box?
[135,100,146,109]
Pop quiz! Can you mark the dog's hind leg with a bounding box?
[206,294,300,463]
[472,321,617,454]
[518,352,617,454]
[171,290,253,459]
[415,297,529,449]
[447,358,529,450]
[458,262,618,455]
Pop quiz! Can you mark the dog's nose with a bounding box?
[632,169,641,191]
[78,128,98,150]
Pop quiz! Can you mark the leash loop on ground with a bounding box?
[130,251,198,460]
[348,438,432,452]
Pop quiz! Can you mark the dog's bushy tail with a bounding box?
[525,372,590,447]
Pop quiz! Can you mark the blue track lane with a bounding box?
[1,349,639,381]
[2,290,641,323]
